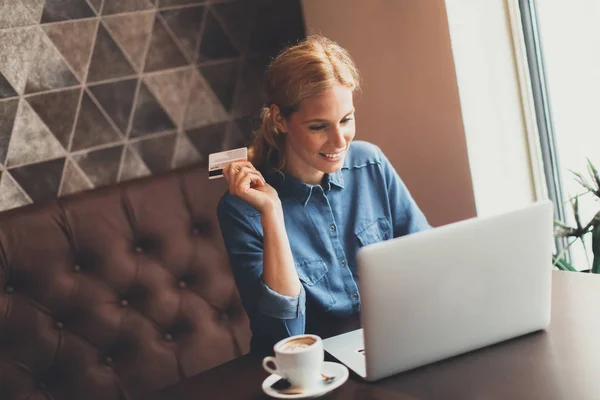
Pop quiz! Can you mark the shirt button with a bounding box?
[329,225,336,232]
[352,293,359,300]
[341,260,346,267]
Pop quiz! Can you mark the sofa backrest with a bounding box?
[0,165,250,400]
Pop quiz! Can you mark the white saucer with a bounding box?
[262,361,349,399]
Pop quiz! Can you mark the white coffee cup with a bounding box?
[262,334,324,390]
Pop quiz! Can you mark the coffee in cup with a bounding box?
[263,334,323,390]
[279,336,317,352]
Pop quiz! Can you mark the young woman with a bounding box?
[217,35,430,351]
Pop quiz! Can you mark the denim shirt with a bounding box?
[217,141,430,351]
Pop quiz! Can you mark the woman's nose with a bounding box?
[329,127,346,147]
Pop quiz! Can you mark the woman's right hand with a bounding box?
[223,161,281,214]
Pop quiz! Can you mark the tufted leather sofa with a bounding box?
[0,165,251,400]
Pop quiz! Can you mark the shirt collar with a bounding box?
[328,170,345,189]
[265,169,345,206]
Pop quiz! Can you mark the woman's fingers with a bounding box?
[224,163,267,197]
[223,161,261,183]
[235,169,265,194]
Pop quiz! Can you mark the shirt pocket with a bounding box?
[295,259,335,311]
[355,217,392,247]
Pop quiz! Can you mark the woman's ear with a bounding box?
[270,105,288,134]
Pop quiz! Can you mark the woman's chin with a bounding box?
[317,156,345,173]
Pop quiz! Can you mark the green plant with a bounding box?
[553,159,600,273]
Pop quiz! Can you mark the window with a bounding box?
[520,0,600,270]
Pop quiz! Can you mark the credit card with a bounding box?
[208,147,248,179]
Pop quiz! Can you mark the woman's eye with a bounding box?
[309,125,327,131]
[341,117,353,124]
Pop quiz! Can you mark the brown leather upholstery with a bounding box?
[0,165,251,400]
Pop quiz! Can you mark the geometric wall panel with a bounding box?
[211,1,252,53]
[72,144,124,186]
[197,10,238,62]
[0,27,39,95]
[144,68,192,127]
[103,11,155,71]
[172,132,201,167]
[88,78,138,134]
[0,0,306,212]
[144,15,189,72]
[26,87,81,149]
[102,0,154,16]
[186,122,226,160]
[24,32,80,94]
[60,158,93,196]
[0,1,36,30]
[71,92,123,151]
[87,24,136,83]
[9,157,66,202]
[129,133,176,174]
[120,145,151,181]
[41,0,95,23]
[130,82,176,137]
[0,98,20,165]
[5,99,66,167]
[0,71,18,99]
[87,0,103,14]
[21,0,46,23]
[160,6,205,60]
[0,170,32,211]
[158,0,207,7]
[183,70,227,129]
[199,60,240,112]
[42,19,98,81]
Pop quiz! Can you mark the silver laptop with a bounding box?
[323,200,553,381]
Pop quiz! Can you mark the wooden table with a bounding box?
[147,271,600,399]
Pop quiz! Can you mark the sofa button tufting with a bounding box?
[104,356,113,366]
[73,264,81,272]
[177,280,187,289]
[164,333,173,341]
[120,299,129,307]
[38,381,47,390]
[135,246,143,253]
[55,322,63,330]
[192,228,200,236]
[5,286,14,294]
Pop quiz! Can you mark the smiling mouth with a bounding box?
[319,151,345,161]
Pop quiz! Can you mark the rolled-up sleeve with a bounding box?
[217,193,306,347]
[377,147,431,236]
[258,280,306,318]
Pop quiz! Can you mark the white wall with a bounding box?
[444,0,540,216]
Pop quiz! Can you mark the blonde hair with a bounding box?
[249,35,361,170]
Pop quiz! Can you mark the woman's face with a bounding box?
[276,85,355,186]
